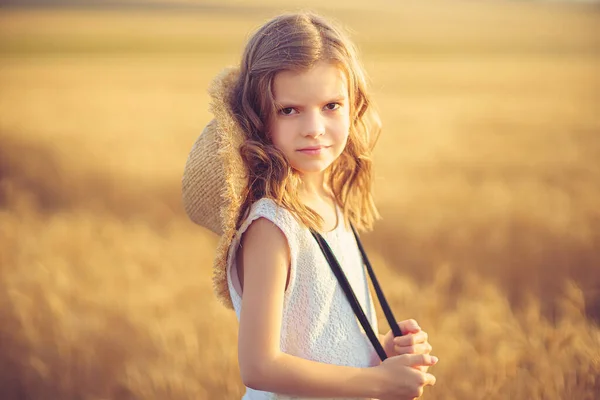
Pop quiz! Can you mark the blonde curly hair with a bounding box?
[229,12,382,233]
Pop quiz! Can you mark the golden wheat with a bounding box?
[1,2,599,399]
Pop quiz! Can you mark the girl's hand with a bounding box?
[374,353,438,400]
[382,319,433,372]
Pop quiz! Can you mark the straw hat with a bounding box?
[182,66,246,310]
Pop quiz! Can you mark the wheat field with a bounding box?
[0,1,599,399]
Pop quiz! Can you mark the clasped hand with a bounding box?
[381,319,433,372]
[373,319,437,400]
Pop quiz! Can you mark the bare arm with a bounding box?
[236,218,383,398]
[247,352,383,398]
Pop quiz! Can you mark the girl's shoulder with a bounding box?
[238,197,302,240]
[231,198,305,269]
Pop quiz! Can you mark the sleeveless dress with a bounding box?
[226,198,380,400]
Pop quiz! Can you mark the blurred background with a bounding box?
[1,0,599,399]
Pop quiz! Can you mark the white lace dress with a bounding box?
[226,198,380,400]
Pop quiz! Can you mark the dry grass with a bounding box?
[1,1,599,399]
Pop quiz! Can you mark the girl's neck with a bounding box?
[298,172,338,232]
[298,172,329,201]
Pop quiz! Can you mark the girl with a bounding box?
[182,12,437,400]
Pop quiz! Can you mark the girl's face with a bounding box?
[270,61,351,180]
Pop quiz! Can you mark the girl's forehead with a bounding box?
[272,62,349,103]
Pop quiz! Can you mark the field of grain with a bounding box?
[1,1,599,399]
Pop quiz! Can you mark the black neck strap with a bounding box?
[310,224,402,362]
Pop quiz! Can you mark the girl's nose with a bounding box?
[302,111,325,138]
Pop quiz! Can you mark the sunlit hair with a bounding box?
[230,12,381,232]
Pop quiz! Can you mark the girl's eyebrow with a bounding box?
[327,95,347,103]
[275,95,347,106]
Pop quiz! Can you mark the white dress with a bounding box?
[226,198,380,400]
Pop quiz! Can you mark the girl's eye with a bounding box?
[325,103,340,111]
[279,107,297,115]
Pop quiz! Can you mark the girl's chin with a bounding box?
[291,158,335,172]
[292,165,331,176]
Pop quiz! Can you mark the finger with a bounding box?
[423,372,436,386]
[398,319,421,335]
[417,365,429,373]
[394,331,429,346]
[394,342,432,355]
[396,353,438,367]
[412,387,424,399]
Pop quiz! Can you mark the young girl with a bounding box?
[183,12,438,400]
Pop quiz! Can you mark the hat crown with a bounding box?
[182,120,225,235]
[181,67,246,310]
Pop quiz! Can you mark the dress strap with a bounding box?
[310,224,402,362]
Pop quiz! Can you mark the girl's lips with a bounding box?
[297,145,330,155]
